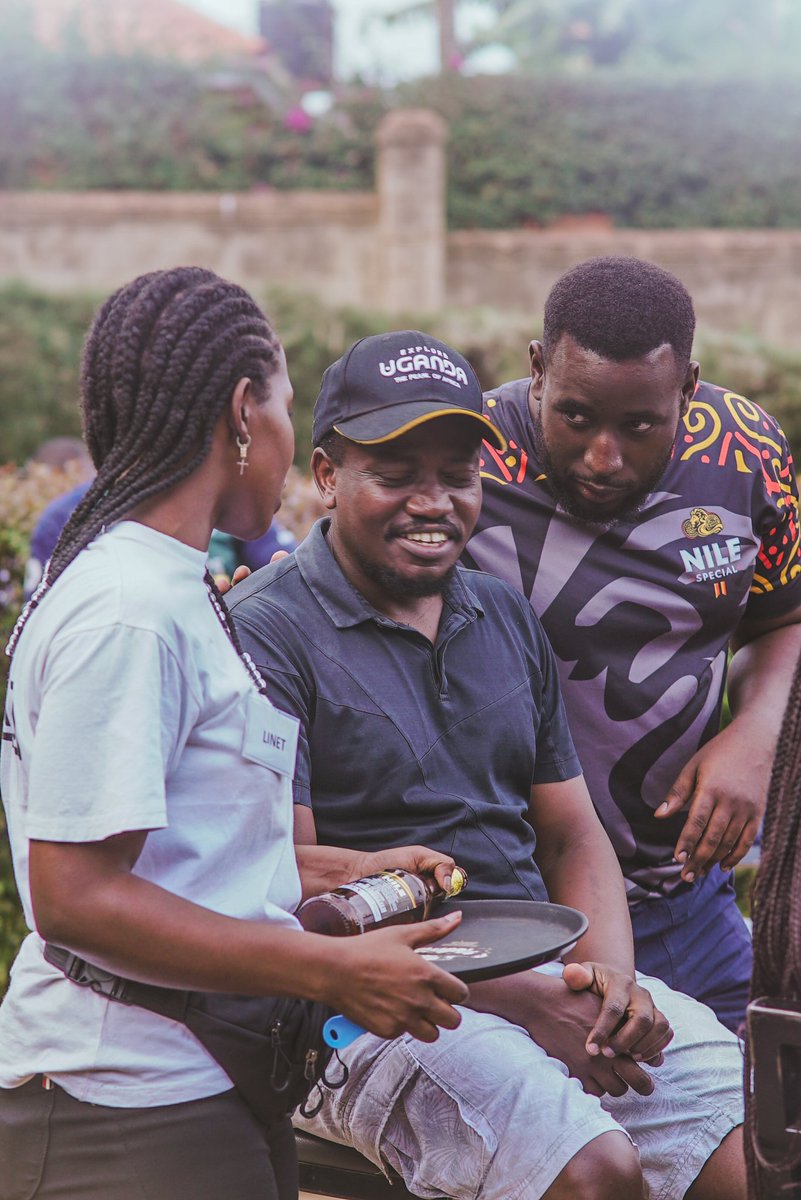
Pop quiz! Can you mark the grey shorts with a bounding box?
[295,965,744,1200]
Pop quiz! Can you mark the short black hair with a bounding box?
[542,256,695,367]
[317,429,349,464]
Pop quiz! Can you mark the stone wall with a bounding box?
[447,228,801,347]
[3,109,801,345]
[0,190,381,311]
[0,108,448,315]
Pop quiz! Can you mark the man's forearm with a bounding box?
[294,843,371,901]
[467,963,566,1022]
[727,622,801,732]
[294,839,459,905]
[537,829,635,975]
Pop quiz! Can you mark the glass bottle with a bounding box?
[297,866,467,936]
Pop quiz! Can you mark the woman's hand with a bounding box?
[327,911,468,1043]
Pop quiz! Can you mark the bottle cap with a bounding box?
[448,867,467,897]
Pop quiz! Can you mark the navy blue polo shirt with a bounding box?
[228,519,581,902]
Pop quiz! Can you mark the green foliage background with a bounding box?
[3,283,801,468]
[4,13,801,233]
[416,75,801,231]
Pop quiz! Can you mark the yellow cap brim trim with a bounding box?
[334,410,507,453]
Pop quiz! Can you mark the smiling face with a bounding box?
[313,416,483,616]
[530,333,698,525]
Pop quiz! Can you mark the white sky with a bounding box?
[182,0,502,84]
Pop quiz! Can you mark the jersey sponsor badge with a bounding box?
[242,690,299,778]
[681,507,724,538]
[678,508,744,589]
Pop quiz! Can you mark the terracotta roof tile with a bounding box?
[10,0,267,63]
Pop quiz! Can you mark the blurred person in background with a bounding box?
[24,441,298,600]
[23,438,95,601]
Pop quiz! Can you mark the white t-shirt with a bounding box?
[0,521,302,1107]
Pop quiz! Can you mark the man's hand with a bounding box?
[215,548,292,595]
[352,844,462,895]
[330,912,469,1043]
[654,717,767,880]
[470,969,668,1099]
[215,564,253,595]
[562,961,673,1063]
[293,830,463,903]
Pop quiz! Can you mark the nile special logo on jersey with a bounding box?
[678,508,742,590]
[681,508,724,538]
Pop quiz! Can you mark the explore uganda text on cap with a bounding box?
[312,330,506,450]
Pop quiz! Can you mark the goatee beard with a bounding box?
[358,555,456,601]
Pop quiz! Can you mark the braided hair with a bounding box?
[7,267,281,661]
[745,649,801,1193]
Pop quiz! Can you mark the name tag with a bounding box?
[242,691,299,778]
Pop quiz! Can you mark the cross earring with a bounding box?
[236,434,252,476]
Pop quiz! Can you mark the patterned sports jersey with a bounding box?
[464,378,801,899]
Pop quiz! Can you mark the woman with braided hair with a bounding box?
[0,267,467,1199]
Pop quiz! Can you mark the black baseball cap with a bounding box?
[312,330,506,450]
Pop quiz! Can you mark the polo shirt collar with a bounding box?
[296,518,484,630]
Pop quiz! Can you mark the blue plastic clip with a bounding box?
[323,1014,365,1048]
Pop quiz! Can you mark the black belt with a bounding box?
[43,944,190,1023]
[43,943,342,1125]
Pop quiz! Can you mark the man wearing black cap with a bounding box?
[228,331,745,1200]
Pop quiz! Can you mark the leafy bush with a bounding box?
[0,285,96,461]
[0,7,380,194]
[406,74,801,230]
[5,10,801,234]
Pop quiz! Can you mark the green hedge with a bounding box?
[5,21,801,232]
[411,75,801,231]
[2,282,800,467]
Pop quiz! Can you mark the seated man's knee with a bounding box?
[544,1131,645,1200]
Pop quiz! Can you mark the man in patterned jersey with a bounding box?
[464,255,801,1032]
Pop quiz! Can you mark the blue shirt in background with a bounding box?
[25,480,297,599]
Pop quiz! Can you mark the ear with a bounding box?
[680,361,700,418]
[229,376,254,443]
[529,340,546,401]
[311,447,337,510]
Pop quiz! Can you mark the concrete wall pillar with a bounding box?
[375,109,447,314]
